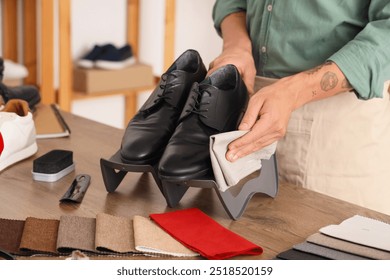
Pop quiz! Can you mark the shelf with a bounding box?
[58,0,160,125]
[2,0,175,125]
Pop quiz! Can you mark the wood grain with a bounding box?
[40,0,55,104]
[23,0,38,85]
[2,0,18,61]
[58,0,72,111]
[1,107,389,260]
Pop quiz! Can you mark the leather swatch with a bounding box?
[95,213,136,253]
[150,208,263,260]
[276,248,329,260]
[0,218,28,255]
[19,217,60,254]
[56,215,97,253]
[307,233,390,260]
[320,215,390,252]
[133,215,198,257]
[293,241,368,260]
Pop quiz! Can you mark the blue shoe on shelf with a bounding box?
[95,44,136,70]
[77,44,111,69]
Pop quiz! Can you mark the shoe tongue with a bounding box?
[179,82,233,132]
[3,99,29,116]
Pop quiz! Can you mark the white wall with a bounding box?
[70,0,128,61]
[175,0,222,68]
[138,0,166,76]
[69,0,128,128]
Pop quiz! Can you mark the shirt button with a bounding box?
[261,46,267,53]
[267,4,272,12]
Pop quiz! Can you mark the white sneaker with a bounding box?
[3,59,28,80]
[0,99,37,172]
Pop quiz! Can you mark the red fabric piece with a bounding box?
[149,208,263,260]
[0,132,4,155]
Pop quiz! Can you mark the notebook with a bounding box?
[33,104,70,139]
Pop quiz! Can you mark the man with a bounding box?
[209,1,390,214]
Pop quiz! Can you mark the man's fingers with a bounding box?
[238,95,264,131]
[226,133,278,162]
[227,112,275,161]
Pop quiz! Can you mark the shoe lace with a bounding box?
[153,72,178,104]
[185,85,211,119]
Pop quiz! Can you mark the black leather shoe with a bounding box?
[0,83,41,110]
[158,64,249,181]
[120,49,207,165]
[0,58,4,82]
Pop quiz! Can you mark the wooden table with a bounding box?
[1,107,389,260]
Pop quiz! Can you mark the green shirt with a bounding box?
[213,0,390,99]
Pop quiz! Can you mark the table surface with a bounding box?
[1,105,389,260]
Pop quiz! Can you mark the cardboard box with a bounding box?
[73,63,154,94]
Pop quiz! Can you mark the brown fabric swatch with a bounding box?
[19,217,60,254]
[0,218,29,255]
[56,215,97,253]
[133,215,199,257]
[307,233,390,260]
[95,213,136,253]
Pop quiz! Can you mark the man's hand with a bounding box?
[208,12,256,93]
[208,48,256,94]
[226,62,353,162]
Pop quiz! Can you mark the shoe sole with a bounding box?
[95,57,136,70]
[0,142,38,172]
[77,60,94,69]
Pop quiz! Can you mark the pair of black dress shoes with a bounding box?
[120,49,248,181]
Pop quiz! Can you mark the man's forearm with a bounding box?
[278,61,353,110]
[220,12,252,54]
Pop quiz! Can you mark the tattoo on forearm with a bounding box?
[341,78,352,89]
[320,71,338,91]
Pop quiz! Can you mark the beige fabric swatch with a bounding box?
[307,233,390,260]
[57,215,97,253]
[133,215,199,257]
[95,213,136,253]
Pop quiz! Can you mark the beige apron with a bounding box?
[255,77,390,215]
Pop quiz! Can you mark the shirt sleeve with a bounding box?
[212,0,247,36]
[328,0,390,99]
